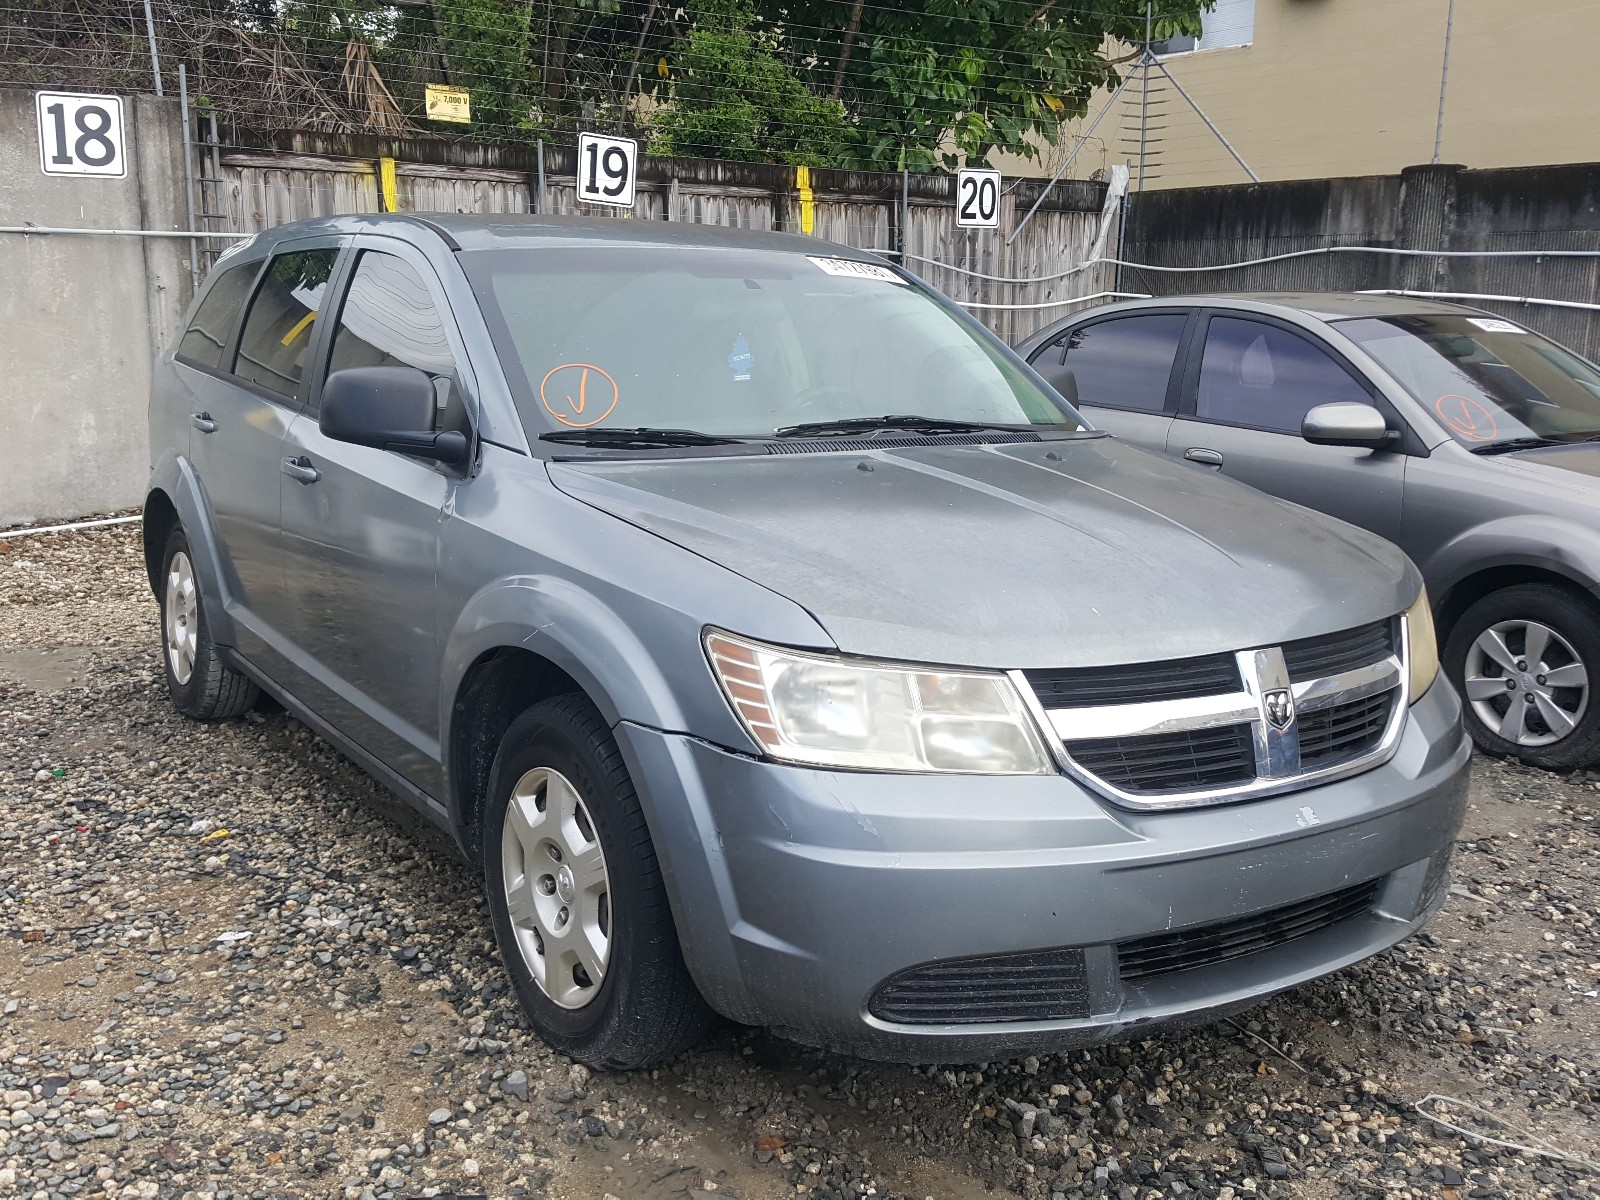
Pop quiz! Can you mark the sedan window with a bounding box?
[1195,317,1370,433]
[1044,314,1186,412]
[1340,313,1600,447]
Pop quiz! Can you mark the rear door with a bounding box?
[179,239,340,670]
[1166,311,1408,542]
[1023,310,1191,450]
[277,238,477,795]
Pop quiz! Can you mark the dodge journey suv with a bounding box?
[145,215,1470,1068]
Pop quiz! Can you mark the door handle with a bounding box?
[280,456,321,485]
[191,412,216,434]
[1184,447,1224,467]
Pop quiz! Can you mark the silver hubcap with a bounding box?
[1464,619,1589,747]
[500,767,611,1010]
[164,551,199,686]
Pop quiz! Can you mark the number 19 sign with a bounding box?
[576,132,637,208]
[37,91,126,178]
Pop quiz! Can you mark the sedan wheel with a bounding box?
[155,525,258,720]
[1463,619,1589,747]
[500,767,612,1010]
[1445,583,1600,770]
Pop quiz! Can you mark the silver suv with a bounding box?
[146,217,1469,1067]
[1019,294,1600,771]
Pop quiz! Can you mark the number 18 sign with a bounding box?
[37,91,127,178]
[576,132,637,209]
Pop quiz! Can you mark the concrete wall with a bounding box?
[1123,162,1600,359]
[995,0,1600,189]
[0,89,190,526]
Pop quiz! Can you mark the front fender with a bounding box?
[1421,514,1600,604]
[145,452,237,646]
[440,573,704,738]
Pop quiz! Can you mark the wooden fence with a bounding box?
[201,131,1118,344]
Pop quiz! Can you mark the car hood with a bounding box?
[547,437,1419,669]
[1491,441,1600,491]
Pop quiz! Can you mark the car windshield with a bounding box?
[1338,313,1600,447]
[462,246,1081,442]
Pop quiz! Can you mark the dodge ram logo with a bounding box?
[1263,689,1295,731]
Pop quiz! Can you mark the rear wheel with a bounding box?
[158,527,258,720]
[482,694,713,1068]
[1444,583,1600,770]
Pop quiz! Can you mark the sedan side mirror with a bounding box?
[1301,402,1395,448]
[320,365,469,467]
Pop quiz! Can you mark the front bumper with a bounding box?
[616,678,1470,1062]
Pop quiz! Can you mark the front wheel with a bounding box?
[482,694,713,1069]
[1443,583,1600,770]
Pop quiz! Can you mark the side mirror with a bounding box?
[1039,363,1079,407]
[1301,402,1395,448]
[320,366,469,467]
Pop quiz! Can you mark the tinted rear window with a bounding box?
[1048,314,1187,412]
[175,260,259,370]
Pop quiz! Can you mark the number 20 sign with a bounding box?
[37,92,127,178]
[955,167,1001,229]
[576,132,637,209]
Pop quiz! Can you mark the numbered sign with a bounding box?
[37,91,126,178]
[576,132,637,208]
[955,167,1001,229]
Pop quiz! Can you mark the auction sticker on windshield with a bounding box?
[808,256,905,284]
[1468,317,1524,335]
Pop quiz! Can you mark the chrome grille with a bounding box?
[1018,619,1410,809]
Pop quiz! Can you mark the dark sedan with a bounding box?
[1018,293,1600,770]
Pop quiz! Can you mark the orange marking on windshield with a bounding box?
[1434,393,1499,442]
[540,363,619,428]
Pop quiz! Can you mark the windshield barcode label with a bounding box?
[808,256,905,284]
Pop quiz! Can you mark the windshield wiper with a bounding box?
[774,414,1038,438]
[540,427,741,449]
[1468,436,1565,455]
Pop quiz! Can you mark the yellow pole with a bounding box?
[379,156,400,213]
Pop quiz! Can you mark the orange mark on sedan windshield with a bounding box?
[540,363,619,428]
[1434,393,1499,442]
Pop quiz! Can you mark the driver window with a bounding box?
[326,251,466,433]
[1196,317,1370,433]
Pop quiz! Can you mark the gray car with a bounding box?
[145,216,1468,1068]
[1018,294,1600,771]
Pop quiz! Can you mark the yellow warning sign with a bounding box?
[424,84,471,124]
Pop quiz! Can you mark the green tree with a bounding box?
[647,0,851,164]
[777,0,1207,171]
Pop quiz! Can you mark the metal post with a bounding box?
[535,138,547,214]
[1137,5,1152,195]
[899,169,909,263]
[1432,0,1457,164]
[142,0,163,96]
[1008,68,1137,245]
[1149,56,1259,182]
[178,64,199,290]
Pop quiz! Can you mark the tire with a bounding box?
[1443,582,1600,770]
[158,527,259,720]
[483,694,713,1069]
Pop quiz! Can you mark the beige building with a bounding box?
[996,0,1600,189]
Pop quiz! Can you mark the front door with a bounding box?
[1166,312,1408,543]
[183,241,340,668]
[278,240,476,796]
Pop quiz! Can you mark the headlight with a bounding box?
[705,630,1052,774]
[1405,586,1439,700]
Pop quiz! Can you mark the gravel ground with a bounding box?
[2,523,1597,1200]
